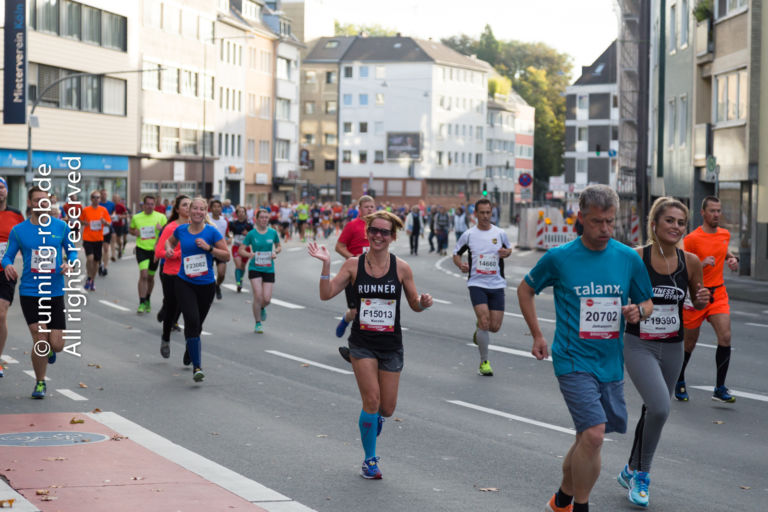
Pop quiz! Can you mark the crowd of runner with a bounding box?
[0,178,742,511]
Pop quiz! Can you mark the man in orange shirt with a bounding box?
[80,191,112,292]
[676,196,739,403]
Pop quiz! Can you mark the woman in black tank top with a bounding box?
[308,210,433,480]
[618,197,709,508]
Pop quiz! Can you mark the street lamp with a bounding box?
[26,68,155,186]
[201,34,253,199]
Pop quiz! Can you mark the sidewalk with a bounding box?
[0,412,313,512]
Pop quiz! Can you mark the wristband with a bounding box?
[320,274,330,280]
[636,303,645,321]
[207,245,214,253]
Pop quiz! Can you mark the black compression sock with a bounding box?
[573,502,589,512]
[678,350,692,381]
[715,345,731,388]
[555,488,573,508]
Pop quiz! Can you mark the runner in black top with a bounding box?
[308,211,433,480]
[617,197,709,508]
[229,207,253,292]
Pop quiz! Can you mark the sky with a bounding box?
[324,0,619,80]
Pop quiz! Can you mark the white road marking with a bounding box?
[177,324,212,336]
[265,350,353,375]
[432,298,452,304]
[448,400,577,436]
[1,355,19,364]
[732,310,761,318]
[270,298,306,309]
[0,478,37,512]
[56,388,88,401]
[86,411,317,511]
[504,311,556,323]
[98,300,131,312]
[690,386,768,402]
[467,343,553,362]
[23,370,50,381]
[516,250,533,257]
[222,283,249,293]
[698,343,720,349]
[331,259,343,266]
[287,247,304,252]
[746,322,768,328]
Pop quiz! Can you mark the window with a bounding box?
[375,93,384,105]
[248,93,257,115]
[37,0,59,33]
[476,126,483,139]
[181,129,198,155]
[277,58,291,80]
[325,160,336,170]
[715,69,747,123]
[305,71,317,84]
[343,94,352,106]
[276,98,290,120]
[161,127,179,154]
[237,135,242,157]
[61,0,81,39]
[82,75,100,112]
[61,71,80,109]
[260,96,271,119]
[342,150,351,163]
[680,0,689,48]
[102,77,125,115]
[669,4,677,52]
[324,133,337,145]
[374,122,384,135]
[259,140,270,163]
[437,151,443,166]
[344,66,353,78]
[359,151,367,163]
[359,122,368,133]
[305,101,315,115]
[359,66,369,78]
[141,124,159,153]
[326,71,337,84]
[375,66,386,79]
[82,5,100,44]
[200,18,214,41]
[475,153,483,166]
[260,50,272,72]
[326,100,337,114]
[325,40,339,48]
[718,0,747,18]
[218,133,223,156]
[343,122,352,134]
[303,133,316,144]
[577,126,588,141]
[276,139,290,160]
[679,95,688,145]
[162,66,178,93]
[202,132,214,155]
[144,1,162,28]
[375,150,384,163]
[142,61,160,90]
[668,98,677,147]
[577,95,588,110]
[180,70,198,96]
[359,94,368,106]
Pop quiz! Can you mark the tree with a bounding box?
[334,21,398,37]
[476,25,500,65]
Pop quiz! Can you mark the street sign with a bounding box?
[706,155,716,173]
[518,172,532,187]
[608,149,617,157]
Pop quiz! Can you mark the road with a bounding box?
[1,230,766,511]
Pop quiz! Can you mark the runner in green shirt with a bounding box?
[296,201,310,242]
[240,209,281,333]
[129,196,168,313]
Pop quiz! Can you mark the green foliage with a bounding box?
[334,21,398,37]
[693,0,713,22]
[442,26,573,181]
[488,75,512,97]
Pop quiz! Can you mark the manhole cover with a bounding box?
[0,431,109,447]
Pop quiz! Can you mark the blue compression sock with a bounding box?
[235,268,243,284]
[186,337,202,368]
[359,410,378,459]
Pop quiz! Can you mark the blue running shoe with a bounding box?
[628,470,650,507]
[48,349,56,365]
[712,385,736,403]
[377,415,385,437]
[674,380,689,401]
[31,380,46,399]
[336,317,349,338]
[617,464,634,490]
[361,456,382,479]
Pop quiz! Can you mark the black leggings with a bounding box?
[174,277,215,339]
[160,272,181,341]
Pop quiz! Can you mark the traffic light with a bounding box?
[482,182,488,196]
[595,143,601,156]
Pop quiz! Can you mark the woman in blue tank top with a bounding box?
[308,210,433,480]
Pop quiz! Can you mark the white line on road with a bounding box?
[331,259,343,266]
[504,311,556,323]
[732,310,761,318]
[56,388,88,401]
[432,298,452,304]
[516,250,533,257]
[265,350,353,375]
[1,355,19,364]
[177,324,212,336]
[270,298,306,309]
[746,322,768,328]
[222,283,249,293]
[23,370,50,381]
[690,386,768,402]
[448,400,577,436]
[698,343,720,349]
[86,411,317,511]
[287,247,304,252]
[467,343,553,362]
[98,300,131,312]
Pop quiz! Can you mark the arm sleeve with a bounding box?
[453,230,469,255]
[524,251,557,294]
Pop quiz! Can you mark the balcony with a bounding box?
[696,20,714,63]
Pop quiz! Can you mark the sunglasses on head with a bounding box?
[367,226,392,237]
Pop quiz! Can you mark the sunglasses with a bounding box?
[91,195,100,199]
[367,226,392,238]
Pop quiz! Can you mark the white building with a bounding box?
[337,36,489,205]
